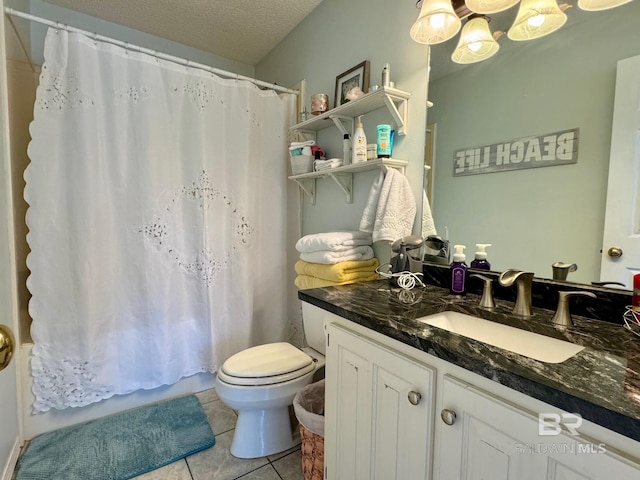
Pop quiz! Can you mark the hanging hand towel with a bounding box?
[421,190,437,238]
[296,231,372,253]
[300,245,374,264]
[359,168,417,243]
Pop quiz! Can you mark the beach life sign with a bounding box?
[453,128,579,176]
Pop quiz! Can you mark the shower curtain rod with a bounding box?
[4,7,298,95]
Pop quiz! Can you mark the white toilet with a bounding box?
[215,303,326,459]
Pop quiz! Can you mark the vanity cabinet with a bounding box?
[315,303,640,480]
[324,323,435,480]
[436,375,640,480]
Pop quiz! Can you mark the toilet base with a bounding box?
[230,406,298,458]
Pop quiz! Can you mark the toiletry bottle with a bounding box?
[376,124,392,158]
[450,245,467,295]
[470,243,492,270]
[633,274,640,312]
[352,115,367,164]
[382,63,390,88]
[343,133,351,165]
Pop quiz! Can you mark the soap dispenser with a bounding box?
[450,245,468,295]
[470,244,492,270]
[352,115,367,164]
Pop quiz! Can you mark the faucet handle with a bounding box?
[552,291,597,328]
[470,274,495,308]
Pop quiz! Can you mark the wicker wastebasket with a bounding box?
[293,380,325,480]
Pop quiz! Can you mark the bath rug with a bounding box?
[15,394,215,480]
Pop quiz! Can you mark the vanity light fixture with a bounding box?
[465,0,519,14]
[451,15,504,64]
[410,0,463,45]
[577,0,633,10]
[507,0,570,41]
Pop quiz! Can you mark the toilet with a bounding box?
[215,302,326,459]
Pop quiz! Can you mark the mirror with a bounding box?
[425,1,639,287]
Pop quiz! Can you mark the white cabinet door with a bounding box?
[436,375,640,480]
[325,323,436,480]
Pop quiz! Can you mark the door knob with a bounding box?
[607,247,623,258]
[0,324,15,371]
[440,408,457,425]
[408,391,422,405]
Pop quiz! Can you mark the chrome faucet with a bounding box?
[498,269,535,316]
[552,291,597,328]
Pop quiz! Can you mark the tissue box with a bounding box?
[290,155,314,175]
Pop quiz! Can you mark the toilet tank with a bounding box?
[301,302,327,355]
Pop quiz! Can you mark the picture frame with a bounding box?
[334,60,370,107]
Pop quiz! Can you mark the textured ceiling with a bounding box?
[42,0,325,65]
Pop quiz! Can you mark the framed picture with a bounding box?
[334,61,370,107]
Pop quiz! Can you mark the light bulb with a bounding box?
[468,41,483,52]
[528,14,546,26]
[429,13,446,29]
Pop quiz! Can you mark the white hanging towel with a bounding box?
[422,190,437,238]
[359,168,417,243]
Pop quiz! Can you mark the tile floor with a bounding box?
[132,389,305,480]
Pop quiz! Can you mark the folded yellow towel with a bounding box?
[294,272,380,290]
[295,258,380,283]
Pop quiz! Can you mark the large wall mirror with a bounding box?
[426,1,639,288]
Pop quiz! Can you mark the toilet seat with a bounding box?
[219,342,315,386]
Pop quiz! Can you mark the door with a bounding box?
[435,375,640,480]
[324,323,435,480]
[601,54,640,288]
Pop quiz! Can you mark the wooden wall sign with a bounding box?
[453,128,579,177]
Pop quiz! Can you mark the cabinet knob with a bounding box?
[407,391,422,405]
[440,409,457,425]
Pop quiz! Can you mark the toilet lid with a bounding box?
[221,342,313,378]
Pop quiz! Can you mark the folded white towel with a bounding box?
[422,190,437,238]
[290,140,316,148]
[296,231,373,253]
[314,158,342,171]
[359,168,417,243]
[300,245,375,264]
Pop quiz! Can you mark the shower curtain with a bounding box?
[25,28,295,413]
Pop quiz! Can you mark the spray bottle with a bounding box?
[470,244,492,270]
[352,115,367,164]
[450,245,467,295]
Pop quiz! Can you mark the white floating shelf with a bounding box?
[288,158,408,204]
[291,87,412,137]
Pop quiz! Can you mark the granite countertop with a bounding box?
[298,280,640,442]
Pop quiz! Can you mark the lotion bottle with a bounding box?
[470,243,492,270]
[450,245,467,295]
[352,115,367,164]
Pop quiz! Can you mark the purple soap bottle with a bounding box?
[450,245,468,295]
[470,243,492,270]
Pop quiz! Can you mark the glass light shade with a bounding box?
[577,0,632,10]
[451,17,500,64]
[466,0,520,14]
[410,0,462,45]
[508,0,567,41]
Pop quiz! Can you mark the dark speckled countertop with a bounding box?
[298,280,640,443]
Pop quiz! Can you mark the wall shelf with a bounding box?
[290,87,411,137]
[288,158,408,204]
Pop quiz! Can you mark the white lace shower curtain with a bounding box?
[25,28,295,413]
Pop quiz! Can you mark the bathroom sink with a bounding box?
[417,311,585,363]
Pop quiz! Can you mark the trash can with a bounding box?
[293,379,325,480]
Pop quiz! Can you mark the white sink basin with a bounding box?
[418,311,585,363]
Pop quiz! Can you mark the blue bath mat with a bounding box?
[15,394,215,480]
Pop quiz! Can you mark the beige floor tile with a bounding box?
[130,459,192,480]
[236,464,282,479]
[201,399,237,435]
[272,450,305,480]
[196,388,219,405]
[266,441,301,462]
[187,430,268,480]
